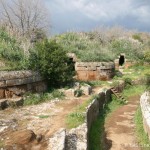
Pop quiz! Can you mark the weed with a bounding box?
[24,90,65,105]
[134,107,150,149]
[38,115,49,119]
[66,94,98,129]
[74,89,83,97]
[0,140,4,148]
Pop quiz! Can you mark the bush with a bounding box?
[145,74,150,91]
[29,39,74,87]
[132,34,143,43]
[124,78,133,88]
[0,29,24,61]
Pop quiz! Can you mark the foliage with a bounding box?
[66,94,98,129]
[52,32,116,62]
[144,50,150,62]
[0,28,24,61]
[74,89,83,97]
[134,107,150,149]
[29,40,74,87]
[0,27,30,70]
[38,115,49,119]
[124,77,133,88]
[52,28,149,62]
[145,74,150,91]
[24,90,65,105]
[132,34,143,43]
[110,39,144,61]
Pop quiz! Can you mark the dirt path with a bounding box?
[0,92,90,149]
[104,95,141,150]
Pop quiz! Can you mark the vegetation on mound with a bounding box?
[29,40,75,87]
[52,28,150,62]
[0,28,28,70]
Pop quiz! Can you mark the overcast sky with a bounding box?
[45,0,150,34]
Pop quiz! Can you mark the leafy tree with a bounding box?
[29,40,74,87]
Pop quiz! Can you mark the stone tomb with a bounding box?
[75,62,115,81]
[0,70,47,100]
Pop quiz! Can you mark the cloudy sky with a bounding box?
[45,0,150,34]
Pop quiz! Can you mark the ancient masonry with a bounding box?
[140,92,150,139]
[0,70,47,99]
[75,62,115,81]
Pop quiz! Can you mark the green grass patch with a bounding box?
[122,85,146,98]
[66,94,98,129]
[24,90,65,105]
[134,107,150,149]
[0,140,4,148]
[38,115,49,119]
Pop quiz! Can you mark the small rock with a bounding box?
[36,134,43,142]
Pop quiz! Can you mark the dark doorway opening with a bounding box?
[119,55,125,66]
[67,58,75,71]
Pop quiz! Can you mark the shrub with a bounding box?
[124,78,133,89]
[74,89,83,97]
[0,29,24,61]
[132,34,143,43]
[29,39,74,87]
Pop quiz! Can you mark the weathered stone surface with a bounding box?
[66,123,87,150]
[0,70,47,100]
[75,62,115,81]
[81,84,92,95]
[8,97,24,107]
[140,92,150,139]
[64,89,75,97]
[48,128,66,150]
[0,99,8,110]
[0,71,43,87]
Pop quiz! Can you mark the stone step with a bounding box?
[111,87,126,103]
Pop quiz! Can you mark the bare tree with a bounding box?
[0,0,50,37]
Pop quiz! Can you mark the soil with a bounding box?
[104,95,141,150]
[0,91,90,150]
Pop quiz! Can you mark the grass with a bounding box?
[122,85,146,98]
[89,85,146,150]
[24,90,65,105]
[38,115,49,119]
[66,94,99,129]
[134,107,150,150]
[0,140,4,148]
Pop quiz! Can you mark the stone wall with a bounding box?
[140,92,150,139]
[48,88,113,150]
[75,62,115,81]
[0,70,47,99]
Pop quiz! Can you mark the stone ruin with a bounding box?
[0,70,47,109]
[75,62,115,81]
